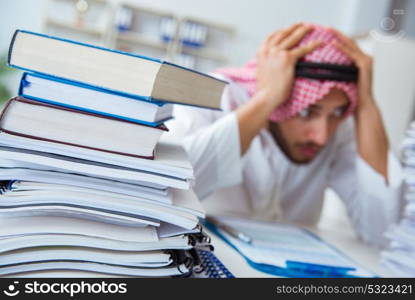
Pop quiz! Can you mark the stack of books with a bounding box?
[381,121,415,277]
[0,30,227,277]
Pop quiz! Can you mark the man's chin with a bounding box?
[285,151,319,165]
[288,156,315,165]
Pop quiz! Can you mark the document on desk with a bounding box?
[206,216,374,277]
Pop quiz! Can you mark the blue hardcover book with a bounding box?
[8,30,227,110]
[19,72,173,127]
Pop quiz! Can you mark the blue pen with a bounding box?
[205,216,253,244]
[286,261,356,277]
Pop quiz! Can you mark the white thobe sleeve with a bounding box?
[169,80,245,200]
[182,112,243,199]
[328,121,404,247]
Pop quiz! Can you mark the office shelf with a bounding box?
[42,0,236,72]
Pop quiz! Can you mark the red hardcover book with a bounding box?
[0,97,168,159]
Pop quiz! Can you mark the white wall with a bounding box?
[402,0,415,39]
[341,0,391,35]
[372,36,415,153]
[0,0,47,94]
[0,0,46,53]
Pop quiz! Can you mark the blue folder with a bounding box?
[204,219,372,278]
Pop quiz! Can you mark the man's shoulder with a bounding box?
[211,72,251,107]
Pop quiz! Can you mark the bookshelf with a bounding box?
[42,0,236,72]
[111,3,177,61]
[175,16,235,71]
[43,0,112,46]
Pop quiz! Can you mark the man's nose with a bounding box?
[306,118,329,146]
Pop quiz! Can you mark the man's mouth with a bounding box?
[298,145,320,158]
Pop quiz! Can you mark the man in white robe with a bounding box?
[170,23,404,247]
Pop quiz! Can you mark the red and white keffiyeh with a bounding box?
[215,24,358,122]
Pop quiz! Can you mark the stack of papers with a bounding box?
[0,139,212,276]
[0,30,220,277]
[382,122,415,277]
[0,216,200,277]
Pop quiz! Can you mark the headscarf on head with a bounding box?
[215,24,358,122]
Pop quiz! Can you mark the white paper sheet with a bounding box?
[0,216,158,242]
[213,216,373,276]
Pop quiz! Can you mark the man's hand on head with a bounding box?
[330,28,389,181]
[330,28,375,111]
[255,23,322,111]
[236,23,323,155]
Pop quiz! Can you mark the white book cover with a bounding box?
[9,179,172,204]
[0,261,190,277]
[1,247,173,268]
[0,144,191,189]
[0,159,168,191]
[0,132,193,179]
[0,189,200,230]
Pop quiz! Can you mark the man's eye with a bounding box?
[298,108,310,118]
[333,107,346,118]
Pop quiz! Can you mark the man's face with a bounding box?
[269,88,349,164]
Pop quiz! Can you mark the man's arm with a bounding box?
[332,29,389,181]
[355,98,389,180]
[327,119,402,246]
